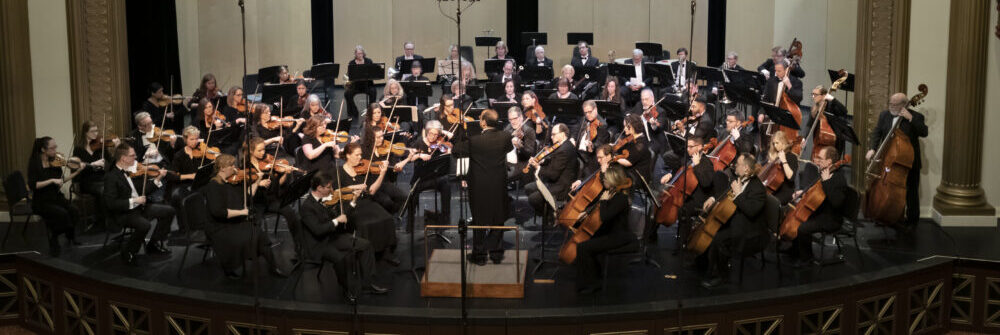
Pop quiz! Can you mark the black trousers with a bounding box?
[371,182,406,215]
[574,231,633,289]
[472,223,505,258]
[168,183,192,230]
[315,234,376,292]
[905,168,920,226]
[343,82,376,117]
[116,203,175,254]
[406,176,452,226]
[32,197,79,240]
[793,218,840,260]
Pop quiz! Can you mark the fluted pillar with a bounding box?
[932,0,995,222]
[0,0,37,186]
[66,0,131,136]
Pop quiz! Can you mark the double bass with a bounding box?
[556,174,633,264]
[779,156,850,240]
[803,70,847,159]
[863,84,927,225]
[774,39,804,154]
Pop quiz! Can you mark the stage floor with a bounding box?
[2,187,998,316]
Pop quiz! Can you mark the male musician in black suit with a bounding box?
[665,136,717,244]
[758,46,805,79]
[570,41,600,68]
[344,45,377,118]
[791,146,847,267]
[762,60,803,106]
[393,41,423,79]
[103,143,175,265]
[401,61,430,108]
[627,89,668,155]
[131,112,176,168]
[808,85,850,157]
[453,109,514,265]
[489,60,521,87]
[674,99,716,141]
[724,51,745,71]
[524,123,579,217]
[504,107,537,183]
[722,111,756,157]
[701,153,768,288]
[866,92,928,228]
[300,171,388,297]
[528,46,554,68]
[575,100,610,177]
[670,48,697,93]
[623,49,653,108]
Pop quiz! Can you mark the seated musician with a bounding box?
[571,144,614,191]
[450,80,476,112]
[548,78,580,101]
[293,81,309,112]
[504,107,538,182]
[168,126,207,229]
[252,103,302,155]
[673,98,716,140]
[432,94,460,137]
[300,171,389,297]
[299,94,332,121]
[866,92,928,227]
[722,111,756,156]
[521,90,548,137]
[699,153,768,288]
[491,41,514,63]
[221,86,249,127]
[524,123,580,218]
[575,100,610,177]
[401,61,430,108]
[570,41,599,67]
[360,126,407,215]
[393,41,422,80]
[187,73,223,111]
[724,51,745,71]
[438,44,469,89]
[623,49,652,108]
[403,120,453,226]
[765,130,798,205]
[628,89,667,155]
[758,46,805,79]
[104,143,174,265]
[574,164,634,294]
[489,60,520,88]
[790,146,847,267]
[28,137,84,255]
[379,79,406,108]
[617,114,653,184]
[245,137,301,250]
[460,61,478,86]
[193,98,236,155]
[529,46,553,68]
[299,115,341,174]
[659,136,716,238]
[344,45,377,118]
[807,85,849,156]
[140,82,182,132]
[600,77,627,135]
[201,154,285,279]
[549,64,575,89]
[73,121,120,232]
[130,112,176,168]
[492,79,520,105]
[337,143,400,266]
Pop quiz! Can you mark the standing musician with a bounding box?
[337,143,399,265]
[73,121,121,231]
[764,130,798,205]
[140,82,183,132]
[623,49,651,108]
[699,153,768,288]
[549,78,580,101]
[453,109,514,265]
[404,120,453,226]
[866,92,928,227]
[524,123,580,219]
[104,143,175,265]
[570,41,599,67]
[393,41,423,80]
[789,146,848,267]
[360,125,408,215]
[670,48,696,93]
[28,137,84,255]
[299,115,341,174]
[807,85,849,156]
[617,114,653,183]
[758,46,805,79]
[504,107,538,182]
[252,103,302,154]
[529,46,554,68]
[193,98,235,155]
[521,90,548,137]
[760,60,803,141]
[245,138,301,252]
[131,112,176,167]
[344,45,377,118]
[188,73,223,110]
[576,100,610,177]
[573,164,633,294]
[201,154,285,279]
[300,171,389,297]
[724,51,744,71]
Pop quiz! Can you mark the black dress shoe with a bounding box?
[145,242,172,255]
[466,253,487,266]
[489,251,505,264]
[120,251,137,266]
[270,266,288,278]
[701,276,729,289]
[577,285,601,294]
[224,270,242,280]
[364,283,390,295]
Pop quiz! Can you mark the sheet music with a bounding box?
[534,169,558,213]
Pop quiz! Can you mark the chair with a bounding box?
[69,182,98,228]
[177,192,214,277]
[3,171,35,249]
[738,194,782,283]
[818,187,862,268]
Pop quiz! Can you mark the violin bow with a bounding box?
[362,98,400,186]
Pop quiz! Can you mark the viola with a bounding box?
[523,141,562,174]
[189,142,221,160]
[260,154,301,174]
[322,187,358,206]
[612,134,634,153]
[587,119,600,140]
[263,116,301,130]
[375,141,409,157]
[50,153,82,170]
[130,163,176,178]
[557,175,633,264]
[779,155,850,240]
[155,94,186,107]
[151,127,178,142]
[318,129,350,143]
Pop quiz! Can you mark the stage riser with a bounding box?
[2,254,999,334]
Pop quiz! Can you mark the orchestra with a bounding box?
[27,34,940,295]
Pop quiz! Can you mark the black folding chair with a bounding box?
[3,171,36,249]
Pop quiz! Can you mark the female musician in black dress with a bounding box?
[521,90,547,137]
[188,73,223,110]
[73,121,119,231]
[246,137,302,252]
[299,94,331,121]
[28,137,83,255]
[140,82,182,132]
[573,164,633,294]
[338,143,399,264]
[360,126,408,215]
[202,154,285,279]
[294,80,309,112]
[193,98,231,152]
[252,103,302,155]
[548,77,580,100]
[299,115,340,174]
[600,76,627,136]
[765,130,798,205]
[168,126,207,231]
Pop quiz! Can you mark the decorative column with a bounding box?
[66,0,131,136]
[852,0,911,189]
[932,0,995,224]
[0,0,37,185]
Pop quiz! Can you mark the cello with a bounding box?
[803,71,848,159]
[863,84,927,225]
[653,139,718,226]
[687,175,750,254]
[706,116,755,171]
[557,174,633,264]
[779,156,850,240]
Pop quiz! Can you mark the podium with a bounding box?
[420,225,526,298]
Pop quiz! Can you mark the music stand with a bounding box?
[825,112,859,144]
[729,69,766,92]
[484,82,505,100]
[759,103,800,130]
[191,163,216,191]
[400,80,432,99]
[634,42,663,62]
[645,63,675,87]
[827,70,855,92]
[262,83,297,105]
[437,59,460,77]
[520,65,553,83]
[573,65,607,84]
[607,63,637,80]
[258,65,286,84]
[484,59,508,77]
[279,170,316,209]
[489,101,518,116]
[534,89,557,102]
[475,36,502,58]
[383,106,417,125]
[466,84,485,101]
[695,65,725,85]
[595,100,624,121]
[540,99,583,120]
[401,58,436,75]
[567,32,593,45]
[521,32,547,46]
[347,63,385,82]
[658,98,688,120]
[309,63,339,80]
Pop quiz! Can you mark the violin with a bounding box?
[225,168,260,184]
[130,163,175,178]
[322,187,358,206]
[262,116,301,130]
[260,154,302,174]
[234,98,248,114]
[50,153,83,170]
[189,142,221,160]
[155,94,187,107]
[375,141,410,157]
[612,134,634,154]
[375,118,402,133]
[318,129,350,143]
[151,127,178,142]
[428,139,453,154]
[587,119,600,140]
[353,159,384,175]
[88,134,130,151]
